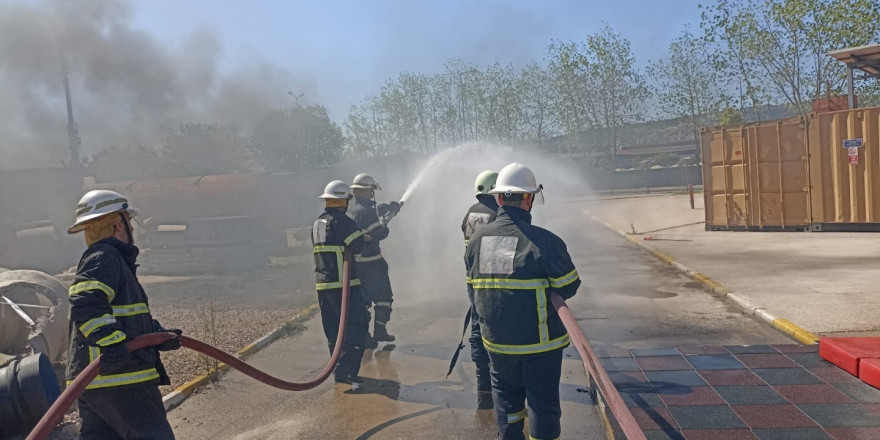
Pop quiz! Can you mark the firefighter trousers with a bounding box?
[318,285,370,379]
[488,349,564,440]
[357,258,394,333]
[467,286,491,392]
[77,385,175,439]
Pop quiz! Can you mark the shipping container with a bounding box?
[808,108,880,231]
[701,117,811,231]
[701,106,880,232]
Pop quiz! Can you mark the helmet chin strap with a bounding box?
[118,212,133,245]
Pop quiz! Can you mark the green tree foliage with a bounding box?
[252,105,343,172]
[719,107,745,125]
[701,0,880,115]
[86,146,169,182]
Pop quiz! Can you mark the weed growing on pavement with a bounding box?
[196,301,222,382]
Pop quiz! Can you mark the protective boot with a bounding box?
[477,390,494,410]
[374,306,395,341]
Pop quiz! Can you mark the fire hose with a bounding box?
[26,250,355,440]
[551,293,647,440]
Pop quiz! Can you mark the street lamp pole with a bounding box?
[287,91,305,107]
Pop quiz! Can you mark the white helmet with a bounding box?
[351,173,381,190]
[474,170,498,195]
[490,163,540,195]
[319,180,353,199]
[67,190,139,234]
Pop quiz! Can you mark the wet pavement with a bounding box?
[166,202,799,439]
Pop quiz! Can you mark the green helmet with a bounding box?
[474,170,498,195]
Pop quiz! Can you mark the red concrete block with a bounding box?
[859,358,880,390]
[819,337,880,376]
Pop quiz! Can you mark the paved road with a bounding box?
[166,200,790,439]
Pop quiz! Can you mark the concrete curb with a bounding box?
[587,214,819,346]
[162,303,320,411]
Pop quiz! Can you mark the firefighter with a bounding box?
[461,170,499,410]
[313,180,371,385]
[65,190,180,440]
[347,173,400,344]
[465,163,580,440]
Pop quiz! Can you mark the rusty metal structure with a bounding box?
[702,106,880,231]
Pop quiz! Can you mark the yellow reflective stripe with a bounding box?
[470,278,550,290]
[507,409,527,424]
[89,346,99,363]
[314,245,344,253]
[355,253,383,263]
[465,277,472,285]
[549,269,579,289]
[85,368,160,390]
[69,280,116,302]
[536,288,549,343]
[79,314,116,337]
[374,301,392,308]
[344,230,363,245]
[112,303,150,317]
[316,279,361,291]
[364,221,383,233]
[482,334,570,355]
[95,330,127,347]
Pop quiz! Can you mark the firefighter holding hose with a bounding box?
[65,190,181,439]
[347,173,401,345]
[313,180,371,385]
[461,170,499,410]
[465,163,580,440]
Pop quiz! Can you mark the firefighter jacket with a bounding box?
[348,197,389,263]
[465,206,581,356]
[66,237,170,390]
[313,208,365,291]
[461,194,499,246]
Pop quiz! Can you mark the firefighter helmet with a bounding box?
[67,190,139,234]
[319,180,353,199]
[490,163,541,195]
[351,173,382,190]
[474,170,498,195]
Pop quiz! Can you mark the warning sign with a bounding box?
[848,147,859,165]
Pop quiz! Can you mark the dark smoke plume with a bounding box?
[0,0,316,170]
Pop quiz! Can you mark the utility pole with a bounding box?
[62,57,81,166]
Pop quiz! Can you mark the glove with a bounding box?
[387,201,401,214]
[100,342,131,375]
[153,319,183,351]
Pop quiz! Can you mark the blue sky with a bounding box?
[131,0,705,122]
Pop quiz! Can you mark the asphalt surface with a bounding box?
[165,200,791,439]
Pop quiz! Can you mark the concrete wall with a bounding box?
[587,166,702,191]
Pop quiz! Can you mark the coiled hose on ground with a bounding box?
[26,250,354,440]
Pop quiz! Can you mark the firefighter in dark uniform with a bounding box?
[461,170,499,410]
[465,163,580,440]
[313,180,371,385]
[347,173,401,344]
[65,190,181,440]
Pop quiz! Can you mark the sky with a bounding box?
[130,0,705,123]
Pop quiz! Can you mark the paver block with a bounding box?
[667,405,747,429]
[735,354,797,369]
[646,370,707,388]
[752,368,822,385]
[858,357,880,390]
[687,355,746,371]
[714,386,788,405]
[797,403,880,427]
[637,356,693,371]
[657,387,724,406]
[818,337,880,377]
[750,428,831,439]
[772,384,854,404]
[726,345,778,354]
[731,405,817,429]
[698,370,765,386]
[680,429,756,439]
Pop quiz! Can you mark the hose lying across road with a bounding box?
[26,251,354,440]
[28,249,645,440]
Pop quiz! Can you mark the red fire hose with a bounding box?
[551,293,647,440]
[27,250,354,440]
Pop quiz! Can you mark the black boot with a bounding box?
[477,390,494,410]
[373,327,395,342]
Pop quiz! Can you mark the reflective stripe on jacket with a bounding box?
[66,237,168,390]
[348,197,388,261]
[465,206,580,356]
[313,208,365,291]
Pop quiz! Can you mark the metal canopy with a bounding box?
[829,44,880,109]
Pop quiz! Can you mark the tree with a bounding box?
[719,107,744,125]
[252,105,343,173]
[650,28,727,161]
[162,123,253,176]
[86,146,170,182]
[702,0,880,115]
